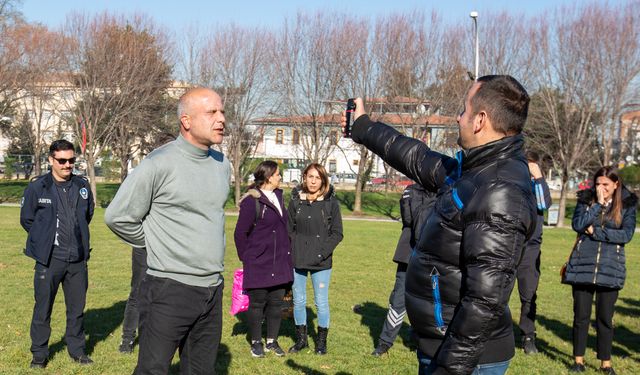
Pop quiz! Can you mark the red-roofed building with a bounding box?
[249,99,458,183]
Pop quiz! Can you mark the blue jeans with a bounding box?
[292,268,332,328]
[417,350,510,375]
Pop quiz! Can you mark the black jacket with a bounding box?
[288,185,343,270]
[565,187,637,289]
[352,115,536,374]
[393,183,436,264]
[20,173,94,265]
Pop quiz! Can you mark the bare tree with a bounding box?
[480,11,541,88]
[274,12,353,165]
[583,2,640,166]
[0,19,28,119]
[10,23,67,176]
[198,24,275,205]
[60,12,173,197]
[526,11,603,227]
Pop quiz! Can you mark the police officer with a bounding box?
[20,139,94,369]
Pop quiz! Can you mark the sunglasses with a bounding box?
[52,157,76,165]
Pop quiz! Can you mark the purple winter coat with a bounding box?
[234,188,293,289]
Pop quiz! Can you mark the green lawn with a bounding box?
[0,207,638,374]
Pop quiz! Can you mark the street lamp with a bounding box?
[470,11,479,81]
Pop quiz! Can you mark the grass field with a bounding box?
[0,206,638,374]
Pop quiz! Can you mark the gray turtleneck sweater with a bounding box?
[105,135,230,287]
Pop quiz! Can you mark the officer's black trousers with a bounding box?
[30,258,88,359]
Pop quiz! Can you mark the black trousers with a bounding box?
[516,243,541,336]
[121,247,148,342]
[134,274,223,375]
[246,285,286,342]
[572,284,619,360]
[30,258,88,359]
[379,263,407,346]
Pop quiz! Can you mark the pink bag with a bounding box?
[229,268,249,315]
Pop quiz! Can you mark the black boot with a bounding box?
[288,325,308,353]
[315,327,328,355]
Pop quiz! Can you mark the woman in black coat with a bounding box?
[565,166,637,374]
[287,163,343,355]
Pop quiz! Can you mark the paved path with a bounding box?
[1,203,399,222]
[5,203,640,229]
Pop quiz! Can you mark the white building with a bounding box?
[250,97,459,183]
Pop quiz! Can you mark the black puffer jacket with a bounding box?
[352,115,536,375]
[288,185,343,270]
[565,187,637,289]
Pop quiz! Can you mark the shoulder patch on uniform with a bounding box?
[80,187,89,200]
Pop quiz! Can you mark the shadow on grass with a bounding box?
[352,301,413,350]
[616,297,640,317]
[284,358,353,375]
[167,343,231,375]
[620,297,640,308]
[536,315,575,365]
[366,198,400,220]
[336,192,354,212]
[537,314,637,364]
[49,300,126,358]
[612,324,640,363]
[231,307,318,346]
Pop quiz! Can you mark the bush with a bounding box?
[3,156,16,180]
[619,165,640,189]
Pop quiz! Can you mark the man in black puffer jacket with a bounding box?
[342,75,536,375]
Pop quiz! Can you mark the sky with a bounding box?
[20,0,624,32]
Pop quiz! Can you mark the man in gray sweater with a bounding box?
[105,87,230,374]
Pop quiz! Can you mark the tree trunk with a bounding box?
[119,152,129,182]
[234,145,242,208]
[34,148,42,177]
[86,152,98,207]
[353,146,368,215]
[234,168,242,208]
[556,174,571,228]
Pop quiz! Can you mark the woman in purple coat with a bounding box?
[234,161,293,358]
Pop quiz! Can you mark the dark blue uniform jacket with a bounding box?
[20,173,94,265]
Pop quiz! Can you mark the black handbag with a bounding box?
[561,236,580,284]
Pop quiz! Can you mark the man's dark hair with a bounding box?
[525,150,540,163]
[472,75,530,135]
[49,139,75,157]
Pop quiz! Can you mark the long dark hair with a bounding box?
[251,160,278,189]
[593,166,623,227]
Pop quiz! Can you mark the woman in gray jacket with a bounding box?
[287,163,343,355]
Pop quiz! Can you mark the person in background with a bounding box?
[234,160,293,358]
[105,87,230,374]
[565,166,636,375]
[288,163,343,355]
[20,139,95,368]
[515,151,551,354]
[118,247,147,354]
[372,183,435,356]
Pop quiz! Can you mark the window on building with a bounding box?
[292,129,300,145]
[329,160,337,173]
[353,159,359,166]
[276,128,284,144]
[329,130,339,146]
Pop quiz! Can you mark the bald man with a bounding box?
[105,87,230,374]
